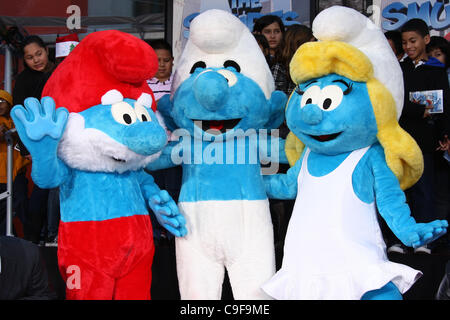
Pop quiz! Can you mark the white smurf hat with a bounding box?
[172,9,274,99]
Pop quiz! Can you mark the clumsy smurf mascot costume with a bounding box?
[148,9,287,299]
[11,30,187,300]
[261,6,448,300]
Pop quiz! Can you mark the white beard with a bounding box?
[57,113,162,173]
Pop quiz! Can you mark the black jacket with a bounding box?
[12,67,54,156]
[399,57,449,153]
[0,236,54,300]
[12,67,53,106]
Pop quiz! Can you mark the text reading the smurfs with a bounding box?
[179,303,271,318]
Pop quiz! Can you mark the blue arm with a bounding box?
[137,170,187,237]
[370,145,447,248]
[259,134,288,164]
[156,94,178,132]
[10,97,70,188]
[265,90,287,130]
[145,140,181,171]
[263,152,303,199]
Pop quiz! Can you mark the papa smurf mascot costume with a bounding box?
[261,6,448,300]
[10,30,187,300]
[147,9,287,299]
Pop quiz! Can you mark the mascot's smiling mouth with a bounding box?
[309,132,342,142]
[193,119,242,134]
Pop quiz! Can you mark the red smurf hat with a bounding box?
[55,33,80,58]
[43,30,158,112]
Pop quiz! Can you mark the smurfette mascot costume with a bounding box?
[261,6,448,300]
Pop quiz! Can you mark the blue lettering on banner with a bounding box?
[382,1,450,31]
[230,0,262,15]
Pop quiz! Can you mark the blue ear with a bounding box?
[264,90,287,130]
[156,94,178,131]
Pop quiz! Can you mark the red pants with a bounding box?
[57,215,154,300]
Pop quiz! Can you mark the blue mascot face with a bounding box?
[171,62,279,139]
[286,73,378,155]
[81,98,167,157]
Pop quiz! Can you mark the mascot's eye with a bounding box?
[111,101,137,125]
[300,86,321,108]
[190,61,207,73]
[217,69,237,86]
[134,102,152,122]
[223,60,241,72]
[318,85,344,111]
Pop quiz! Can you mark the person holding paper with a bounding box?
[399,18,450,254]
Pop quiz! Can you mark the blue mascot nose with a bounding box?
[301,104,323,125]
[193,71,229,111]
[123,121,167,155]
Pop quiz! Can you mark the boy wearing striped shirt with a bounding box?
[146,39,174,101]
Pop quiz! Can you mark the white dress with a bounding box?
[262,147,422,300]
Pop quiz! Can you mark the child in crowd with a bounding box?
[146,39,174,102]
[0,90,30,236]
[253,15,285,67]
[427,35,450,84]
[396,18,450,254]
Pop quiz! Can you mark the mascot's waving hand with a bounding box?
[262,6,447,300]
[11,30,186,300]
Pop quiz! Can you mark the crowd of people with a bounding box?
[0,14,449,300]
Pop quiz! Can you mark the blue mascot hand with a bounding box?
[11,97,69,153]
[156,95,178,132]
[265,90,287,130]
[396,219,448,248]
[149,190,187,237]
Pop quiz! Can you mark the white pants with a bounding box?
[176,200,275,300]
